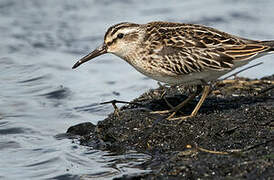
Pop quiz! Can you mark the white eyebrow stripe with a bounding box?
[115,28,138,35]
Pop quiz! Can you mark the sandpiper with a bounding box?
[72,21,274,120]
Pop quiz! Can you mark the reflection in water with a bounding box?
[0,0,274,179]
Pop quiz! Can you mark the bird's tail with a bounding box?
[261,40,274,52]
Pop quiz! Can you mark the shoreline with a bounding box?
[67,75,274,179]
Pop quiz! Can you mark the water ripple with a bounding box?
[25,157,60,167]
[0,141,21,150]
[48,174,80,180]
[74,103,106,113]
[40,87,71,100]
[0,0,273,179]
[0,127,26,135]
[18,75,49,84]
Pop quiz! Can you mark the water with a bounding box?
[0,0,273,179]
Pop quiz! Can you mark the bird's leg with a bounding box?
[166,85,203,119]
[169,85,211,122]
[150,98,175,115]
[163,96,175,109]
[160,88,177,110]
[151,85,201,115]
[166,92,197,119]
[158,82,175,109]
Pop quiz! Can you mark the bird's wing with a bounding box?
[220,44,270,60]
[146,22,271,75]
[157,46,235,75]
[157,43,270,75]
[171,24,271,61]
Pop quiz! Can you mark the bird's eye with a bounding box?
[117,33,124,39]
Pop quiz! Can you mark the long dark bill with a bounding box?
[72,44,107,69]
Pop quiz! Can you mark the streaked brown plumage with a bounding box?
[72,21,274,120]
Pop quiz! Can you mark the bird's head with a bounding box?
[72,22,144,69]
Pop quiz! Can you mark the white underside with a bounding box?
[134,54,273,85]
[122,51,273,85]
[139,69,231,85]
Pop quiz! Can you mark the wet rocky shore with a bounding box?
[67,75,274,179]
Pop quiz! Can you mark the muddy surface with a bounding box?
[67,75,274,179]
